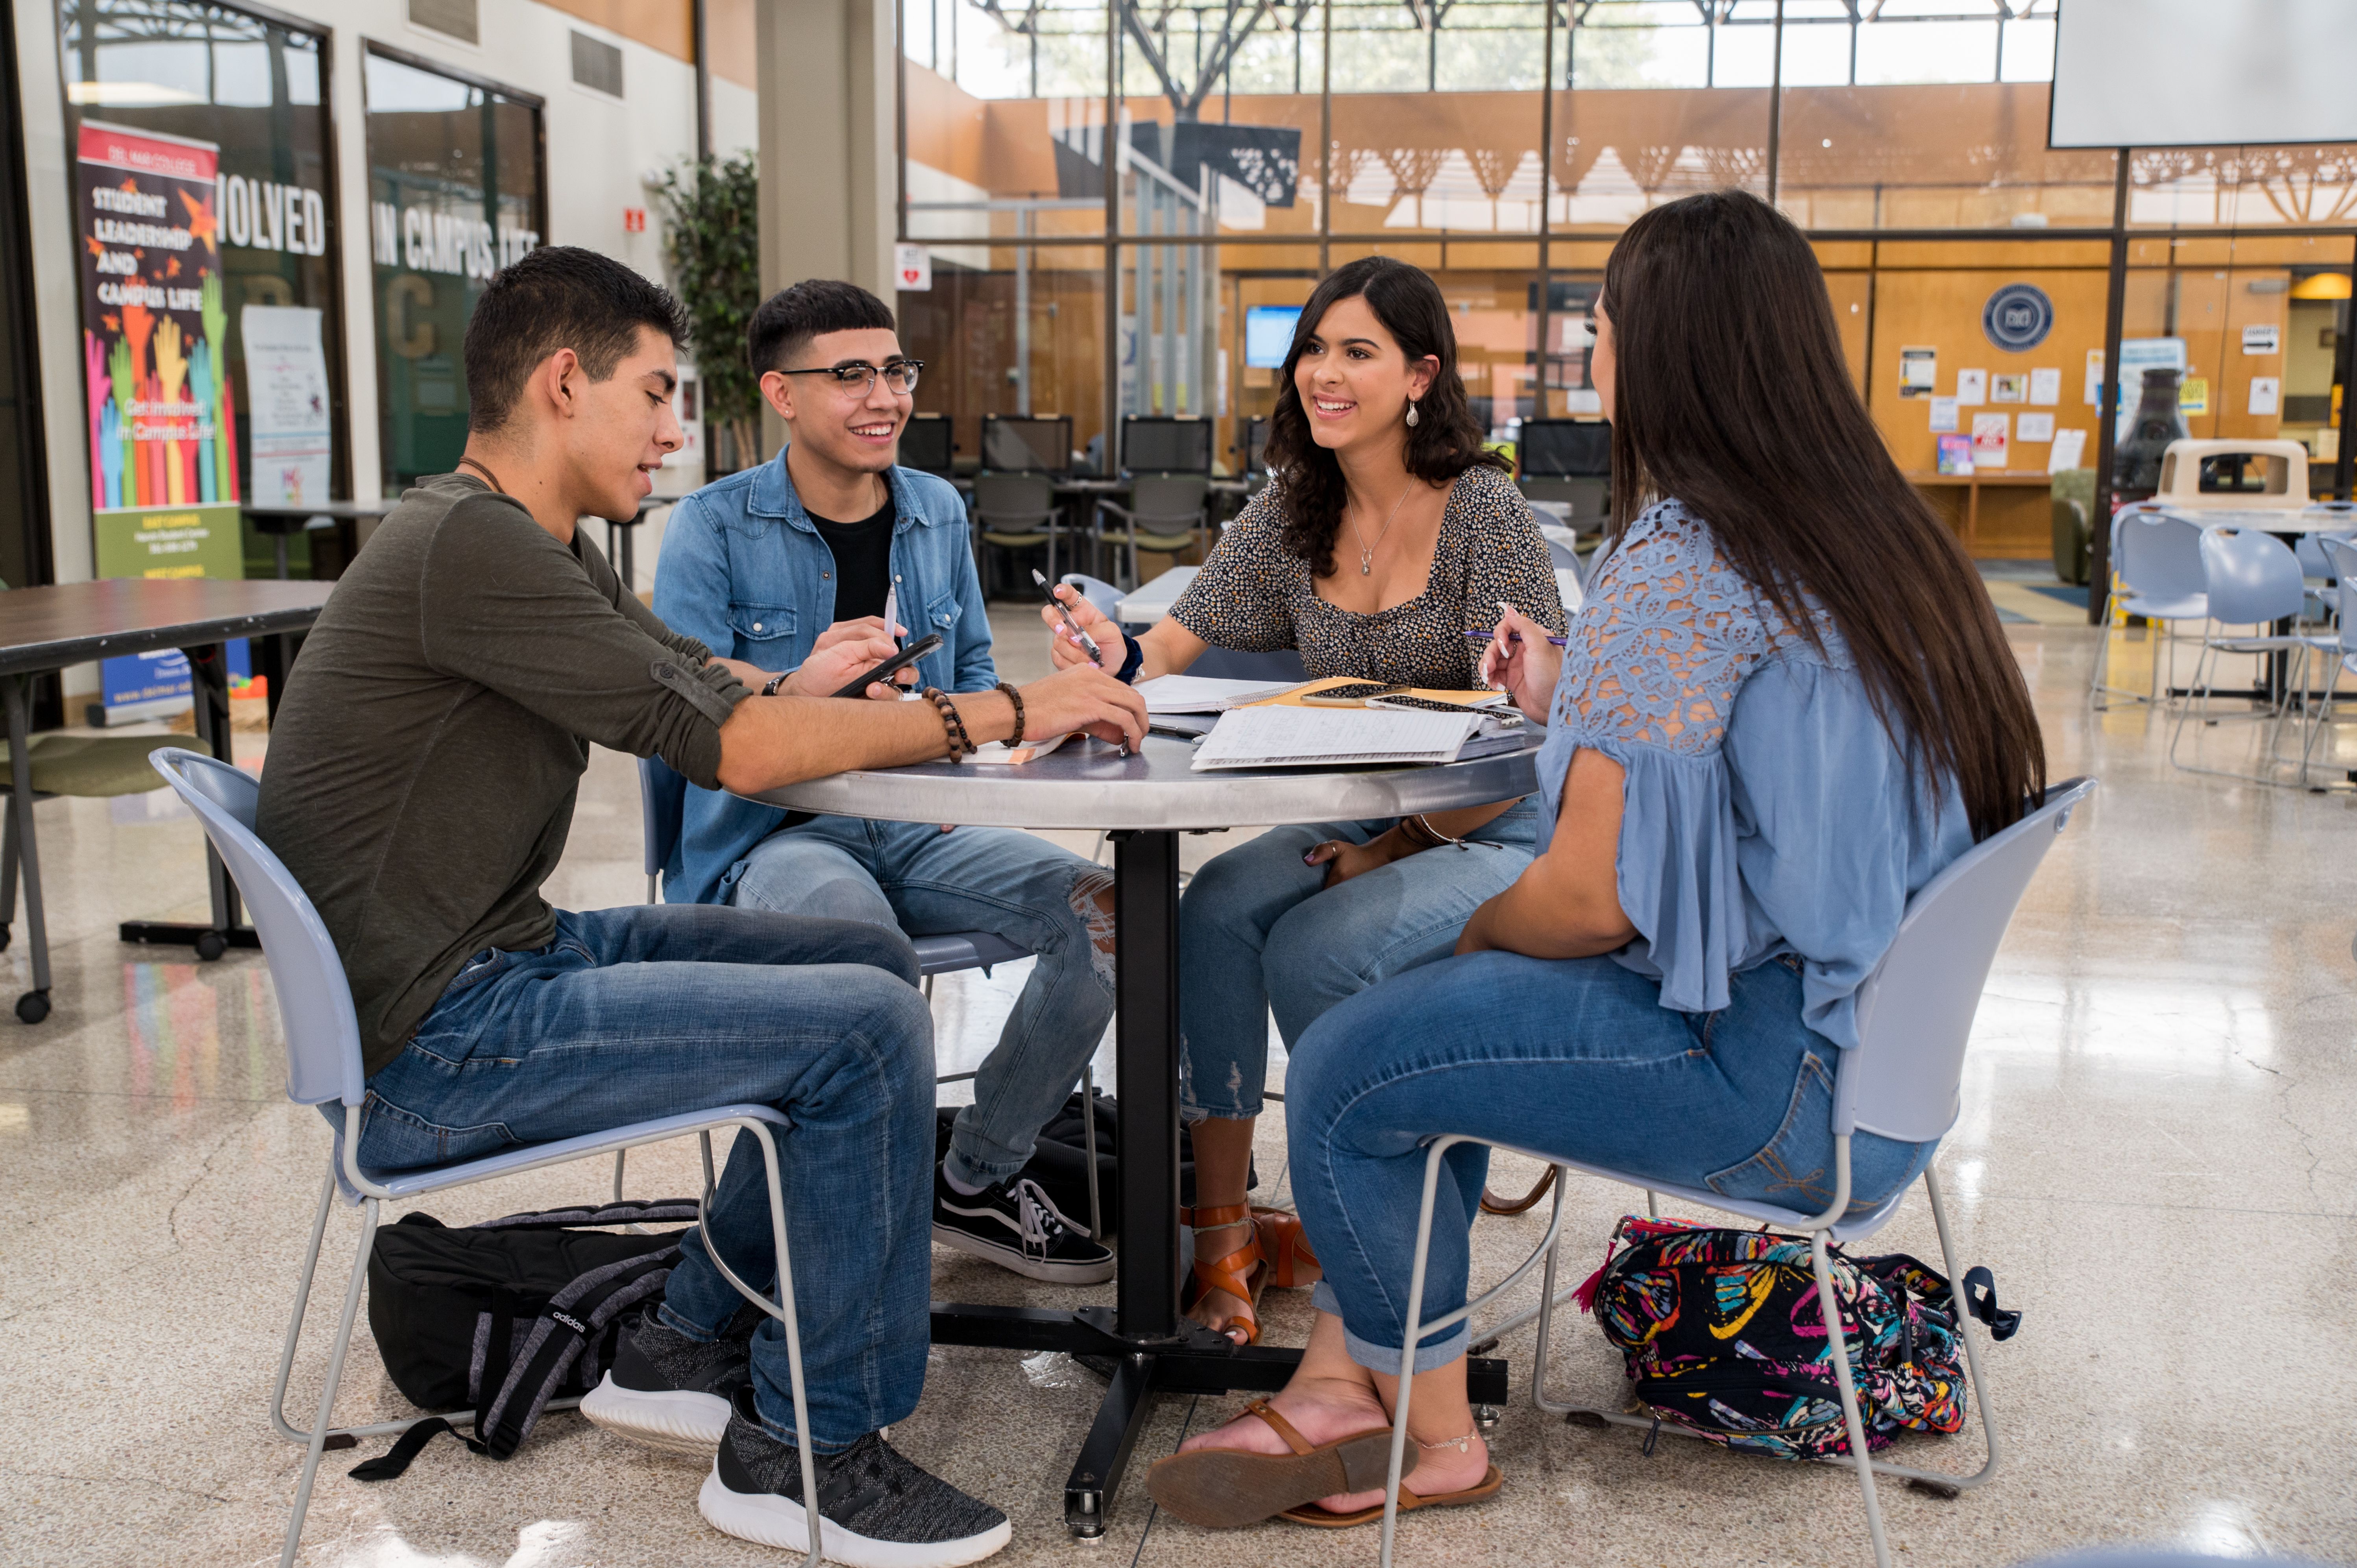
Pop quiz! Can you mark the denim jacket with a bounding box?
[651,447,995,904]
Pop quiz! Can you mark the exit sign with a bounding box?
[623,207,646,233]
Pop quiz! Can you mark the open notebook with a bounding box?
[1190,705,1525,771]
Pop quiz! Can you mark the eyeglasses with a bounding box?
[778,360,924,395]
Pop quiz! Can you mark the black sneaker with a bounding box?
[582,1304,752,1455]
[699,1387,1012,1566]
[932,1165,1114,1285]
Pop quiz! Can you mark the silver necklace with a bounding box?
[1349,482,1414,576]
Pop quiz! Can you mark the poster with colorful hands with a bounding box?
[76,120,248,719]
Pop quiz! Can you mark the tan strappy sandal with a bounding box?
[1146,1398,1416,1530]
[1252,1206,1322,1288]
[1181,1202,1270,1344]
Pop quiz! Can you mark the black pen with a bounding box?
[1033,569,1105,665]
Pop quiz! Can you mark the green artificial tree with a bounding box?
[656,152,762,475]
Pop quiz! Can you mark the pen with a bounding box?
[1033,569,1105,665]
[1466,630,1568,647]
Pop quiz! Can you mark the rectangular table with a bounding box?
[0,579,334,1019]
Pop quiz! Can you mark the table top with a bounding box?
[0,578,334,676]
[752,731,1544,832]
[1116,565,1199,625]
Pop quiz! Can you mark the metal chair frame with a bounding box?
[2166,525,2319,785]
[1093,474,1211,590]
[2091,507,2209,711]
[1375,778,2097,1568]
[2295,535,2357,790]
[971,472,1069,592]
[149,749,827,1568]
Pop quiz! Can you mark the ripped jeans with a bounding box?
[728,815,1115,1189]
[1176,798,1541,1124]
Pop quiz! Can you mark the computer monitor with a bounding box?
[899,412,953,475]
[1244,305,1301,369]
[1517,419,1612,479]
[1240,415,1269,474]
[1121,415,1213,475]
[979,414,1071,475]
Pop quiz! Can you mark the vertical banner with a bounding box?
[241,305,332,506]
[75,121,245,719]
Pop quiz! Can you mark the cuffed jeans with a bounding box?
[725,815,1116,1190]
[1287,953,1939,1375]
[356,904,935,1452]
[1176,798,1540,1123]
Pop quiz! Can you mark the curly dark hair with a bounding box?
[1263,256,1508,577]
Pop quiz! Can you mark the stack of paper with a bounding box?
[1134,675,1296,713]
[1191,706,1524,771]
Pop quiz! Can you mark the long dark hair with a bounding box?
[1603,191,2045,838]
[1264,256,1508,578]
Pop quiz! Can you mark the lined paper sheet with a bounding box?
[1191,706,1481,770]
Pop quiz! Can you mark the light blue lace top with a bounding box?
[1533,500,1974,1049]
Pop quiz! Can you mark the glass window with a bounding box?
[363,46,544,492]
[904,2,1109,244]
[58,0,346,537]
[898,249,1106,475]
[2129,145,2357,230]
[1777,86,2117,231]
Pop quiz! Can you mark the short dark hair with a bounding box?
[745,280,897,378]
[463,246,690,434]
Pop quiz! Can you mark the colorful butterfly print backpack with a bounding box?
[1575,1215,2019,1461]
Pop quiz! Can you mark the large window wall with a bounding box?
[897,0,2357,576]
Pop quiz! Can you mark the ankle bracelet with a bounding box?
[1418,1430,1477,1453]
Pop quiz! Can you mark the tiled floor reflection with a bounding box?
[0,620,2352,1567]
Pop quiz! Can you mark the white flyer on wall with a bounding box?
[242,305,333,507]
[2248,376,2281,416]
[1928,396,1960,433]
[1956,368,1987,406]
[2028,366,2062,405]
[2017,411,2056,443]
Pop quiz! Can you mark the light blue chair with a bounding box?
[2168,526,2318,782]
[2296,536,2357,789]
[1377,777,2098,1568]
[148,749,826,1568]
[632,756,1102,1237]
[2092,507,2209,709]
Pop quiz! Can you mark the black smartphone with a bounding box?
[1299,681,1407,707]
[829,631,944,699]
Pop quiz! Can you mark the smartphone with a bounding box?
[829,631,944,699]
[1299,682,1407,707]
[1368,693,1512,716]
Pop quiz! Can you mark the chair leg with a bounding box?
[613,1149,628,1204]
[2,789,18,946]
[1380,1138,1453,1568]
[1919,1166,2001,1489]
[280,1196,379,1568]
[1809,1231,1893,1568]
[747,1122,824,1568]
[269,1170,339,1444]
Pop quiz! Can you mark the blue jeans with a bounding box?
[1176,798,1540,1122]
[357,904,935,1452]
[1287,953,1939,1375]
[725,816,1116,1189]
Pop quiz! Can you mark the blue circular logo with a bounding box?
[1983,283,2054,352]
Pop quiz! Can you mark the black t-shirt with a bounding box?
[808,495,896,624]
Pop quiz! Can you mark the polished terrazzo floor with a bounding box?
[0,614,2352,1568]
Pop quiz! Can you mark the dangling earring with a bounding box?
[1405,399,1420,428]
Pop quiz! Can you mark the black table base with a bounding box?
[926,828,1512,1536]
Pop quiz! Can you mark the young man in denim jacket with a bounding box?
[654,281,1115,1287]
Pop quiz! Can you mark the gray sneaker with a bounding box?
[582,1304,751,1455]
[698,1387,1012,1566]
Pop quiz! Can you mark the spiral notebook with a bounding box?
[1190,705,1523,771]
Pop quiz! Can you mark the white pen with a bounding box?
[882,584,900,647]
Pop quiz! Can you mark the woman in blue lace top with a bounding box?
[1146,190,2047,1527]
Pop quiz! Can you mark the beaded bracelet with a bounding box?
[995,680,1026,748]
[921,687,974,762]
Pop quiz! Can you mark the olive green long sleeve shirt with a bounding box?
[256,472,749,1076]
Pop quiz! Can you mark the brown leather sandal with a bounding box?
[1181,1203,1269,1345]
[1277,1463,1504,1527]
[1146,1398,1418,1530]
[1252,1206,1322,1289]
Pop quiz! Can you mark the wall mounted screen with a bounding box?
[2050,0,2357,149]
[1244,306,1299,370]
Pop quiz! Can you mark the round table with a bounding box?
[749,730,1542,1535]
